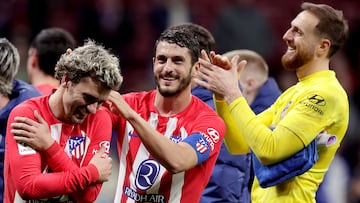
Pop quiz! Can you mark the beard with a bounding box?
[281,47,313,71]
[155,74,192,97]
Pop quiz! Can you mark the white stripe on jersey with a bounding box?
[169,172,185,203]
[114,122,132,203]
[114,112,189,203]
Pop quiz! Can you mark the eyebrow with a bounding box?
[83,93,105,104]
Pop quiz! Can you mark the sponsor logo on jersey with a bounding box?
[300,94,325,115]
[135,159,160,191]
[100,141,110,153]
[170,134,183,143]
[68,136,86,159]
[200,128,220,151]
[128,132,138,138]
[206,128,220,143]
[308,94,326,106]
[124,186,166,203]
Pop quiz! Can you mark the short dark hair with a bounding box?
[179,22,216,55]
[155,24,200,66]
[31,27,76,76]
[301,2,349,57]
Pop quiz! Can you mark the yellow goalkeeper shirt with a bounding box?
[215,70,349,203]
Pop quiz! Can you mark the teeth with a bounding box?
[163,77,175,81]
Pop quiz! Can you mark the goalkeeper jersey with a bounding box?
[216,70,349,203]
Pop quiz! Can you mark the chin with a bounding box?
[158,86,176,96]
[71,117,85,124]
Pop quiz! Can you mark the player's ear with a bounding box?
[192,61,201,77]
[60,74,70,87]
[317,39,331,57]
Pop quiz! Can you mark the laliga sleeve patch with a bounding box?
[183,133,211,164]
[18,142,36,155]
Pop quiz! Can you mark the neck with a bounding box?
[0,94,9,109]
[31,71,59,87]
[296,59,330,79]
[48,88,66,121]
[154,88,192,116]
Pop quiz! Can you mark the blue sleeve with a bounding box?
[182,133,211,164]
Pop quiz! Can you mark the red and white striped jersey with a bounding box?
[4,95,112,203]
[110,90,226,203]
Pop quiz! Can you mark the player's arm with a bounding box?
[227,95,326,165]
[7,107,107,201]
[107,90,225,173]
[214,96,250,154]
[69,109,113,202]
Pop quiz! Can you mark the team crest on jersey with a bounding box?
[68,136,86,159]
[196,137,209,154]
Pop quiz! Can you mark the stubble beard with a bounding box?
[155,75,192,97]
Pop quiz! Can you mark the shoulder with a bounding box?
[123,90,153,101]
[87,108,112,122]
[9,97,42,120]
[12,79,42,98]
[123,90,155,111]
[189,98,225,127]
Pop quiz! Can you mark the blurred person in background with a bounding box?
[0,38,41,203]
[186,21,281,202]
[27,27,76,95]
[199,48,281,203]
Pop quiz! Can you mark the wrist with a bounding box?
[44,139,55,151]
[225,90,243,104]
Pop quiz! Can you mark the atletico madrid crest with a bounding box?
[68,136,86,159]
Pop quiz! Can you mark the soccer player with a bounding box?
[195,2,349,202]
[106,24,226,203]
[4,40,123,202]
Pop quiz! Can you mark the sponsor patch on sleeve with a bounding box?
[18,143,36,155]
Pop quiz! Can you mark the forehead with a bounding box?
[73,77,109,99]
[155,41,191,59]
[292,10,319,33]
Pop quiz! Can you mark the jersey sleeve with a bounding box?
[225,88,340,165]
[226,96,304,165]
[214,96,250,154]
[182,109,226,164]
